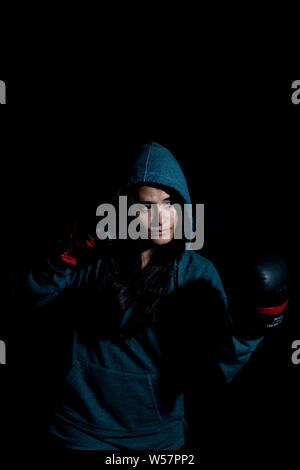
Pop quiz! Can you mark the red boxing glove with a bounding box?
[58,219,97,267]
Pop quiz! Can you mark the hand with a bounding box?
[228,251,291,338]
[58,219,97,266]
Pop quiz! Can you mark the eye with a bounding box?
[141,203,152,211]
[166,201,174,207]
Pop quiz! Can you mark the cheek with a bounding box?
[168,208,178,228]
[173,209,178,227]
[138,212,150,227]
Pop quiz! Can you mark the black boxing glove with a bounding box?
[226,251,290,339]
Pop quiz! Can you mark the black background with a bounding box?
[0,74,299,461]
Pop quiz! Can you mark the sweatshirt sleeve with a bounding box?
[180,251,263,384]
[23,257,79,308]
[203,258,264,384]
[217,335,263,383]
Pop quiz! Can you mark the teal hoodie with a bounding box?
[24,142,262,450]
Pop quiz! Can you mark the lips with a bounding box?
[151,229,172,236]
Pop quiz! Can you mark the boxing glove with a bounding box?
[54,218,98,267]
[226,251,290,339]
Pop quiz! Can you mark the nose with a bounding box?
[152,205,170,227]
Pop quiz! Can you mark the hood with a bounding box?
[117,142,192,207]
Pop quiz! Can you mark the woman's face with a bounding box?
[136,186,178,245]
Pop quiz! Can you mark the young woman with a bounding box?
[23,142,263,451]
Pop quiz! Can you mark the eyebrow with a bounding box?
[139,196,171,204]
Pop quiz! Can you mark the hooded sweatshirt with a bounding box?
[24,142,263,450]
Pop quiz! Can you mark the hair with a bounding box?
[96,183,187,339]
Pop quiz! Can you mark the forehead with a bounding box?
[136,185,171,201]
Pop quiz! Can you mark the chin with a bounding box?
[152,237,173,245]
